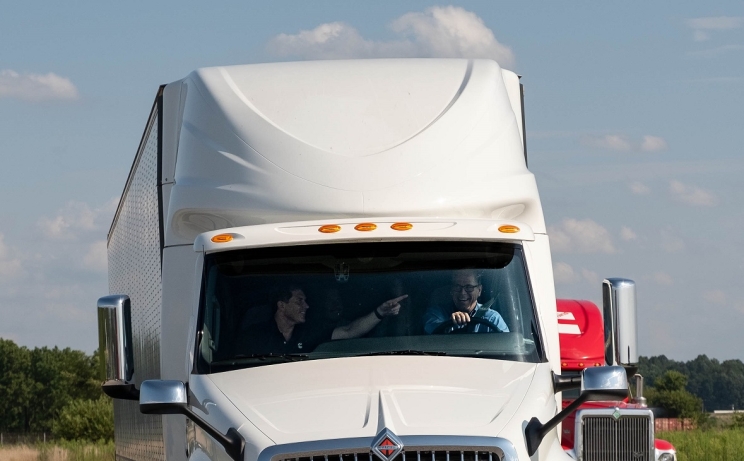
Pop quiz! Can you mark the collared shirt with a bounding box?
[423,302,509,334]
[239,318,335,354]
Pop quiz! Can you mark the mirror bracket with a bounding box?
[525,394,589,456]
[139,380,245,461]
[102,379,140,400]
[552,372,581,393]
[525,366,628,456]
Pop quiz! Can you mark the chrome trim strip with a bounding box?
[260,436,518,461]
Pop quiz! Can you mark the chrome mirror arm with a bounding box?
[525,366,628,456]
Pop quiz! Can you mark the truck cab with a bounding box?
[98,59,643,461]
[557,299,677,461]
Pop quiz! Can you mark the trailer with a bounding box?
[98,59,647,461]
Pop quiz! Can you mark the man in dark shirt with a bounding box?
[241,284,407,354]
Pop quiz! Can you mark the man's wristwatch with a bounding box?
[374,307,384,320]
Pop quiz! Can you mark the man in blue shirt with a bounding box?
[423,270,509,334]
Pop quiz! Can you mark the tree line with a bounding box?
[0,338,112,441]
[639,354,744,413]
[1,337,743,438]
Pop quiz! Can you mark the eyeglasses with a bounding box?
[451,284,480,293]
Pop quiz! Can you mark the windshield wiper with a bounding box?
[359,350,447,357]
[212,353,309,365]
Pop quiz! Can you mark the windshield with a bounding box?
[195,241,543,373]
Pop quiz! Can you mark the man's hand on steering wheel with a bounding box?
[451,311,471,326]
[432,316,503,334]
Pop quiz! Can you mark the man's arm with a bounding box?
[332,295,407,340]
[423,305,449,334]
[485,310,509,332]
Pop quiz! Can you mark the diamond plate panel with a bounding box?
[108,102,164,461]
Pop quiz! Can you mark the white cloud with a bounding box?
[581,268,600,285]
[0,233,23,278]
[38,197,118,240]
[553,262,579,284]
[552,262,600,286]
[620,226,637,241]
[688,44,744,58]
[669,180,717,206]
[267,6,514,67]
[268,22,390,60]
[686,17,743,42]
[580,134,633,151]
[0,70,79,102]
[390,6,514,65]
[581,134,667,152]
[693,30,710,42]
[687,16,743,31]
[652,271,674,286]
[549,218,616,254]
[629,181,651,195]
[660,229,685,253]
[640,135,668,152]
[0,198,116,352]
[703,290,727,305]
[83,240,108,272]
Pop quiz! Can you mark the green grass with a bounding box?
[658,429,744,461]
[0,441,114,461]
[37,440,115,461]
[6,431,742,461]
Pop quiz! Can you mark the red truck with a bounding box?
[557,299,677,461]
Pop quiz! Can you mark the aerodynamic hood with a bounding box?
[207,356,536,445]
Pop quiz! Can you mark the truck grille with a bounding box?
[281,450,502,461]
[578,409,653,461]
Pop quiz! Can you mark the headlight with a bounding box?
[658,453,675,461]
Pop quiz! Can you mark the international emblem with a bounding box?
[371,428,403,461]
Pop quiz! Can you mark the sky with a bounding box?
[0,2,742,361]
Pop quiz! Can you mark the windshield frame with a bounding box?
[192,240,546,374]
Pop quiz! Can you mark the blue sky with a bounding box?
[1,2,742,361]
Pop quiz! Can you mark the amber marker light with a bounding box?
[391,222,413,231]
[318,225,341,233]
[354,223,377,232]
[498,225,520,233]
[211,234,234,243]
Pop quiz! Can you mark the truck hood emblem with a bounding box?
[371,428,403,461]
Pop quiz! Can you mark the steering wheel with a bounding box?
[432,317,503,334]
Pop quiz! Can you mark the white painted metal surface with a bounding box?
[194,218,535,253]
[208,357,536,443]
[162,59,542,246]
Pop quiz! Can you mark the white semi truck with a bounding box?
[98,59,648,461]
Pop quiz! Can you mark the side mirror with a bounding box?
[580,365,629,401]
[140,380,245,461]
[97,295,138,400]
[525,366,628,456]
[602,278,639,368]
[139,379,188,414]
